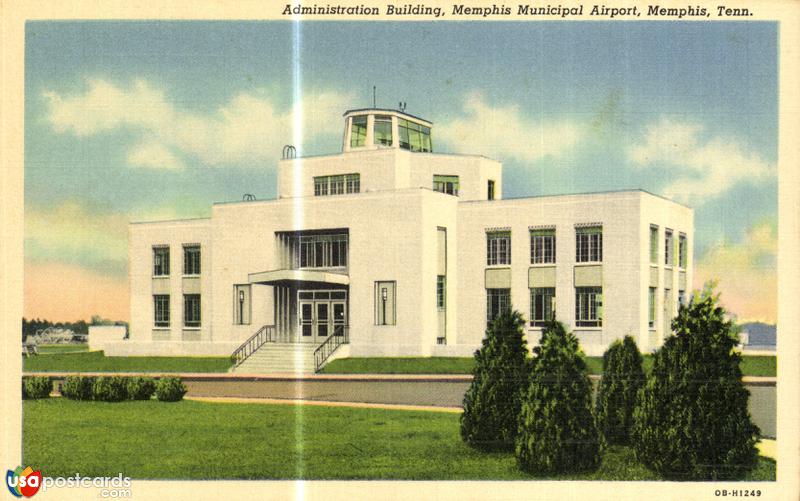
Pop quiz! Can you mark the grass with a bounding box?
[23,398,775,480]
[36,344,89,354]
[23,350,232,373]
[323,355,775,377]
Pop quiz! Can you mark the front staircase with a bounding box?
[231,343,318,374]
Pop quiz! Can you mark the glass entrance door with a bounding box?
[296,290,348,344]
[299,301,314,341]
[316,302,329,342]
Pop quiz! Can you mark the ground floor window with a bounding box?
[154,295,169,327]
[530,287,555,327]
[184,294,201,328]
[648,287,656,329]
[486,288,510,327]
[375,281,396,325]
[575,286,602,327]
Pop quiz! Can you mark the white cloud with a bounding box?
[43,78,351,168]
[628,118,774,203]
[437,92,585,162]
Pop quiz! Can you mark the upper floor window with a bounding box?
[649,225,659,264]
[678,233,687,268]
[575,226,602,263]
[374,115,393,146]
[350,115,367,148]
[153,246,170,276]
[398,118,432,152]
[665,229,674,266]
[433,175,459,196]
[487,180,495,200]
[486,231,511,266]
[530,228,556,264]
[183,245,200,275]
[290,233,348,269]
[314,174,360,196]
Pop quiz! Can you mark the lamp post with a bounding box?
[238,289,245,325]
[381,287,388,325]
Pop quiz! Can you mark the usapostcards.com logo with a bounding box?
[5,466,41,498]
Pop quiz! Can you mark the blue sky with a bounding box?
[24,21,778,322]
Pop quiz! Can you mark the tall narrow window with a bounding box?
[678,233,687,268]
[486,288,510,327]
[373,115,393,146]
[486,231,511,266]
[183,245,200,275]
[648,287,656,329]
[530,288,555,327]
[575,226,603,263]
[530,228,556,264]
[437,276,446,310]
[487,180,495,200]
[350,115,367,148]
[153,246,170,276]
[184,294,201,328]
[665,229,674,266]
[154,295,170,327]
[433,175,459,196]
[649,225,659,264]
[575,286,602,327]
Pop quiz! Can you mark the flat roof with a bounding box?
[459,188,693,210]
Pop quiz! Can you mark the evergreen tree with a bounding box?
[596,336,645,445]
[516,321,602,474]
[632,285,760,480]
[460,309,530,451]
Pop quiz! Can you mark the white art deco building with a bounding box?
[115,108,693,372]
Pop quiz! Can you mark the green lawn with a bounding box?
[36,344,89,354]
[323,355,775,377]
[23,399,775,480]
[23,350,231,373]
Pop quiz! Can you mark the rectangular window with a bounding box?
[314,176,328,196]
[373,115,393,146]
[678,233,687,268]
[433,175,459,196]
[486,288,511,327]
[183,245,200,275]
[649,225,659,264]
[648,287,656,329]
[576,226,603,263]
[398,118,432,152]
[346,173,360,194]
[314,174,360,196]
[154,295,170,327]
[153,246,170,276]
[437,275,446,310]
[183,294,201,328]
[375,281,397,325]
[330,175,345,195]
[486,231,511,266]
[350,115,367,148]
[487,180,495,200]
[575,286,602,327]
[530,228,556,264]
[530,287,555,327]
[290,233,348,269]
[678,289,686,307]
[665,229,674,266]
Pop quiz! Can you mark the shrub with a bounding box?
[632,285,760,480]
[516,321,602,474]
[460,309,530,451]
[61,375,95,400]
[92,376,128,402]
[22,376,52,399]
[595,336,645,445]
[155,377,187,402]
[126,377,156,400]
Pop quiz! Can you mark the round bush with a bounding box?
[155,377,187,402]
[595,336,645,445]
[61,375,95,400]
[126,377,156,400]
[516,321,602,474]
[23,376,52,399]
[92,376,128,402]
[460,309,531,451]
[632,285,760,480]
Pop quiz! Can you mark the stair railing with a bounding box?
[231,325,276,367]
[313,326,349,372]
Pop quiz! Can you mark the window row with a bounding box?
[349,115,433,152]
[153,294,201,328]
[153,245,201,277]
[648,286,687,329]
[314,173,360,196]
[649,225,688,268]
[286,233,348,269]
[486,226,602,266]
[487,287,603,328]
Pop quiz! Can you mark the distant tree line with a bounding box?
[22,316,128,342]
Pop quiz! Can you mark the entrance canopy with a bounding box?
[248,269,350,286]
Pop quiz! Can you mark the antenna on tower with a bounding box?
[373,86,376,108]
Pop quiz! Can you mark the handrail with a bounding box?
[314,326,349,372]
[231,325,275,367]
